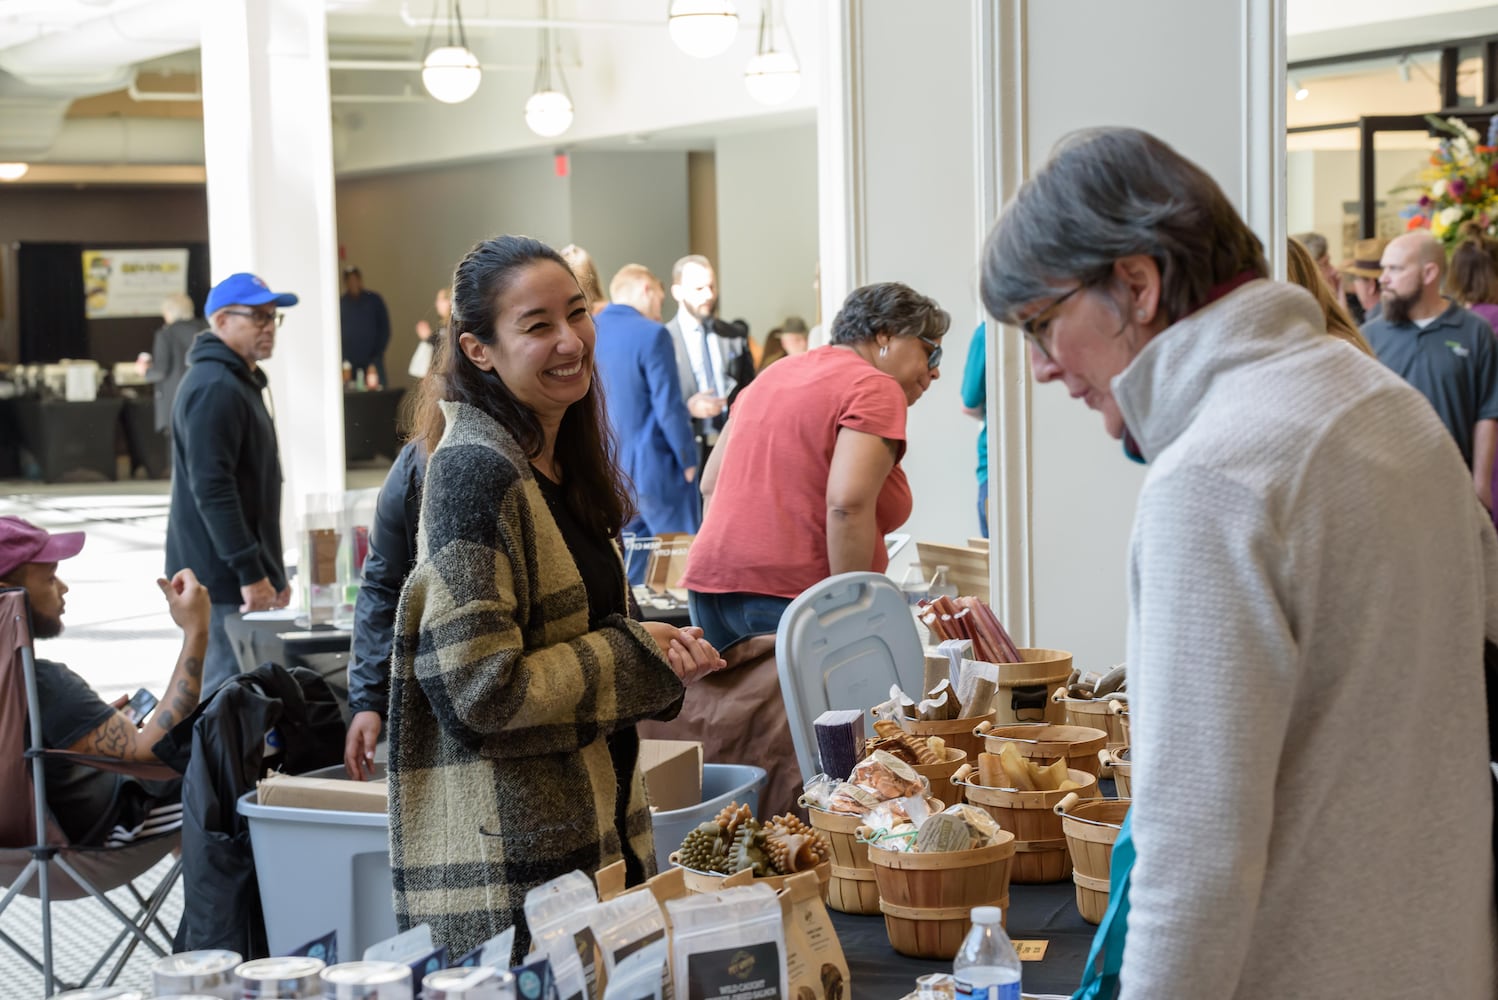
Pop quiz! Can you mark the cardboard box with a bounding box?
[256,772,389,814]
[639,739,703,812]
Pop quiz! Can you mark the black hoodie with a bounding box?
[165,332,286,605]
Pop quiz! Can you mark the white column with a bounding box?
[820,0,1284,665]
[200,0,344,546]
[1018,0,1283,668]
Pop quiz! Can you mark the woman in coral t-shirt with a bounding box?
[679,281,950,654]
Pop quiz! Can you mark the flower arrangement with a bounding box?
[1400,114,1498,249]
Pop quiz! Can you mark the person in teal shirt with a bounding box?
[960,322,987,537]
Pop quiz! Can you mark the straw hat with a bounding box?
[1341,237,1388,279]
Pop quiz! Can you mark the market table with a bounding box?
[832,879,1092,998]
[8,396,125,482]
[120,395,169,478]
[344,388,405,463]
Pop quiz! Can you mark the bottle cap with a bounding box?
[970,905,1002,925]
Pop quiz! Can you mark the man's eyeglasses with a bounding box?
[221,309,284,329]
[917,335,943,370]
[1020,285,1083,361]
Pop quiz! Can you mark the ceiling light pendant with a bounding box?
[743,0,798,105]
[0,163,29,182]
[422,0,482,104]
[1291,77,1309,101]
[525,5,573,138]
[668,0,739,59]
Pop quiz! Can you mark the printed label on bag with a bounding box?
[685,941,782,999]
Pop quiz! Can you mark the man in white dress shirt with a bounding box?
[666,254,755,468]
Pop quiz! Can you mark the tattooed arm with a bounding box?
[67,569,210,762]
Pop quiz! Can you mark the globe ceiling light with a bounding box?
[743,2,798,105]
[668,0,738,59]
[422,44,482,103]
[525,89,574,137]
[0,163,29,182]
[526,2,574,138]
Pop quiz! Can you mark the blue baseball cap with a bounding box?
[205,272,300,316]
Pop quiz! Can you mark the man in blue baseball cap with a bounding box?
[165,272,299,692]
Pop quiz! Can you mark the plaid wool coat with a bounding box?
[388,400,685,960]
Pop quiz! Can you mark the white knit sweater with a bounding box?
[1112,279,1497,999]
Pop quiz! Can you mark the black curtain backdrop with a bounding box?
[17,242,85,363]
[17,242,211,364]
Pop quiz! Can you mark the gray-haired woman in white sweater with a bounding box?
[982,127,1496,999]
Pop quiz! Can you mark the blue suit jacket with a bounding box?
[594,303,699,514]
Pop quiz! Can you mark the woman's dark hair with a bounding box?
[982,127,1268,325]
[413,235,633,537]
[830,282,950,346]
[1446,235,1498,307]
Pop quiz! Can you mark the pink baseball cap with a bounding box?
[0,517,85,580]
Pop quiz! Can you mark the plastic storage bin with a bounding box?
[237,765,397,960]
[240,763,768,957]
[649,763,768,872]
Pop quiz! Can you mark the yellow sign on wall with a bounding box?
[82,248,189,319]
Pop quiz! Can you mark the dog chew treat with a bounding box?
[961,677,996,718]
[814,709,865,781]
[917,690,951,722]
[923,653,950,700]
[927,678,962,719]
[889,684,919,719]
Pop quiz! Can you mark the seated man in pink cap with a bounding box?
[0,516,209,846]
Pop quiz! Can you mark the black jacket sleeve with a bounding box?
[348,442,426,717]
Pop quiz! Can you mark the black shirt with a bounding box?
[34,658,124,844]
[534,472,627,624]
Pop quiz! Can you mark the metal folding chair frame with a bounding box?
[0,586,184,994]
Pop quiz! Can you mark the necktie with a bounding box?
[699,322,718,398]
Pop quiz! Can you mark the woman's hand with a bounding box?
[641,621,726,685]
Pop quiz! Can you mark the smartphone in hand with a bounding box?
[120,688,158,726]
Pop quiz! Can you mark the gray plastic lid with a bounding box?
[970,905,1003,925]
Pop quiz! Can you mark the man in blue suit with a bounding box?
[594,264,701,583]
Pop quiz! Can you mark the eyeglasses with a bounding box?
[917,335,944,370]
[221,309,284,329]
[1020,285,1084,361]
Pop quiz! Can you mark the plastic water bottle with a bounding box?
[953,906,1022,999]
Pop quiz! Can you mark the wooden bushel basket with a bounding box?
[990,648,1073,727]
[896,712,993,766]
[952,764,1098,884]
[865,832,1016,960]
[669,856,832,897]
[1098,746,1132,798]
[910,747,968,789]
[1051,688,1128,747]
[803,803,880,915]
[1056,793,1130,924]
[976,722,1108,778]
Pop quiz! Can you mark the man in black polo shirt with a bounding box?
[1363,231,1498,510]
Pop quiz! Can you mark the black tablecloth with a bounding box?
[9,396,124,482]
[833,880,1093,998]
[344,388,406,463]
[120,396,169,479]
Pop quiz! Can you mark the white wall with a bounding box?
[335,154,574,389]
[823,1,990,575]
[568,150,690,301]
[1021,0,1274,671]
[714,124,819,343]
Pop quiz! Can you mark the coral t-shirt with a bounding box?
[680,346,912,599]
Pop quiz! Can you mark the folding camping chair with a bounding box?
[0,586,183,994]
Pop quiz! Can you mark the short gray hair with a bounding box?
[161,293,194,323]
[981,127,1267,326]
[1294,231,1328,261]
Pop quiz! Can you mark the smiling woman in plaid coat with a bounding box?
[389,237,727,960]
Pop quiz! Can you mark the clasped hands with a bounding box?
[641,621,725,685]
